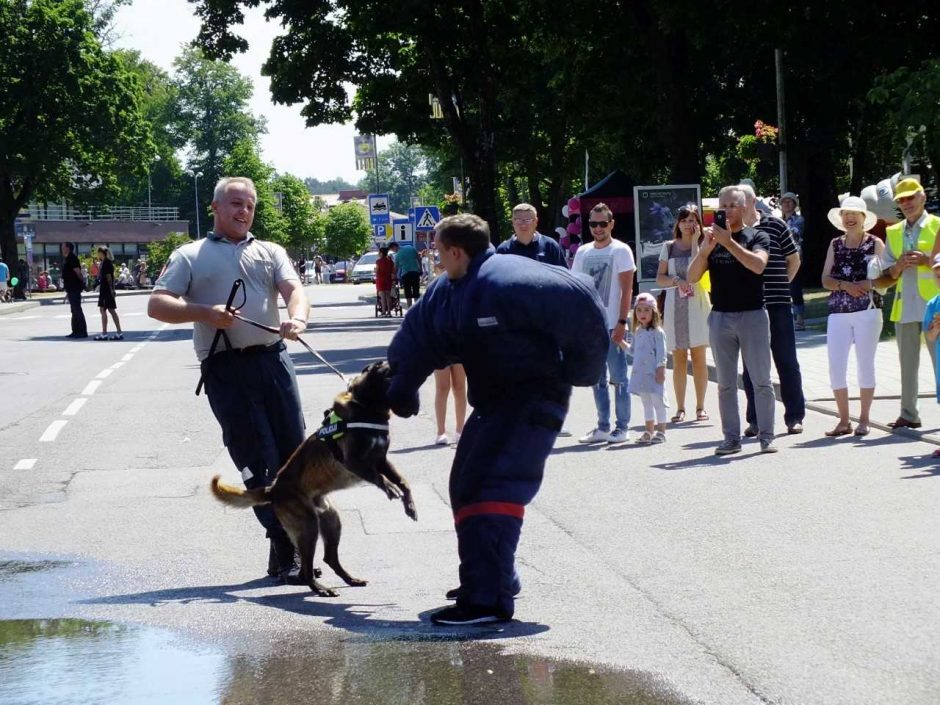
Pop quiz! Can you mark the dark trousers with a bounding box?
[66,289,87,335]
[449,395,566,617]
[743,303,806,427]
[400,271,420,301]
[203,344,306,542]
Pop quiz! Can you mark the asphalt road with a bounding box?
[0,283,938,705]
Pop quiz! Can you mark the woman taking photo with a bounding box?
[655,204,712,422]
[821,196,883,437]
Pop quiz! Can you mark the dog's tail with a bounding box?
[210,475,270,508]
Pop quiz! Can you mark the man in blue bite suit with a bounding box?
[386,214,608,625]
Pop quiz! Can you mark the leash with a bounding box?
[232,311,350,385]
[195,279,243,395]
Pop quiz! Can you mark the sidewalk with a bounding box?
[699,318,940,446]
[0,288,151,316]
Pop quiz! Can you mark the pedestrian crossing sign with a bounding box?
[414,206,441,232]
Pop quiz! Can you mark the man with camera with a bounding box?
[688,185,775,455]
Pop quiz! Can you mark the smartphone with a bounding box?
[713,210,727,229]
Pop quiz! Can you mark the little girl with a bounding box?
[630,293,669,443]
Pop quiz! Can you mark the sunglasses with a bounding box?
[588,221,611,228]
[677,203,698,214]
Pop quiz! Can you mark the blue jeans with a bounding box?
[592,336,631,432]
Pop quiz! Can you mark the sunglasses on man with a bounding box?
[588,220,611,228]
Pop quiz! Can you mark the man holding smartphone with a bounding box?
[688,185,775,455]
[878,178,940,429]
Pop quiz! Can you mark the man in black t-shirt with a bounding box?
[688,186,776,455]
[61,242,88,338]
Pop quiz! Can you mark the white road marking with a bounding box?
[0,315,40,321]
[109,362,125,370]
[95,368,114,379]
[14,459,37,470]
[130,345,144,353]
[39,420,68,442]
[62,398,87,416]
[81,380,102,396]
[121,354,133,362]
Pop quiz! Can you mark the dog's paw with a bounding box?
[310,581,339,598]
[345,578,367,587]
[379,475,403,500]
[403,496,418,521]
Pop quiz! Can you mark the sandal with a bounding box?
[94,334,108,340]
[825,423,853,437]
[696,408,709,421]
[853,424,870,437]
[636,432,653,444]
[670,409,685,423]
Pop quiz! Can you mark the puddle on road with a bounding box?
[0,618,690,705]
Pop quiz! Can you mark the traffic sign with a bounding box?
[414,206,441,232]
[368,193,390,225]
[392,218,413,243]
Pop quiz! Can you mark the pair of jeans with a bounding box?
[591,335,631,432]
[710,309,774,443]
[743,303,806,427]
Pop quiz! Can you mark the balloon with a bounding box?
[567,197,580,214]
[9,277,18,287]
[554,226,567,239]
[561,205,570,218]
[566,221,581,235]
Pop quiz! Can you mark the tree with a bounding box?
[273,173,324,256]
[357,142,432,214]
[0,0,152,265]
[221,139,286,242]
[304,177,357,195]
[172,46,265,198]
[145,231,191,282]
[323,203,371,260]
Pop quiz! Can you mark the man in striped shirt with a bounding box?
[739,183,806,435]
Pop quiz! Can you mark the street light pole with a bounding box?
[193,172,203,238]
[148,154,161,220]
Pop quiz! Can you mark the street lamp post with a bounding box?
[148,154,161,220]
[193,172,203,238]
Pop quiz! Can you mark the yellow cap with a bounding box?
[893,178,924,200]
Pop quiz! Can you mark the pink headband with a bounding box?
[635,292,658,310]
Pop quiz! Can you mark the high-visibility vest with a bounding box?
[886,214,940,322]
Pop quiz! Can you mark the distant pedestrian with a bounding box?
[433,364,467,446]
[314,256,323,284]
[0,258,9,302]
[94,246,123,340]
[629,293,669,444]
[61,242,88,339]
[821,197,883,437]
[375,246,394,316]
[389,241,422,306]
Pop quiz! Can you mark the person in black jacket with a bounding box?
[387,214,608,625]
[61,243,87,338]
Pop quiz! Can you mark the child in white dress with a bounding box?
[630,293,669,443]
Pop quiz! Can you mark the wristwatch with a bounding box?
[617,318,628,326]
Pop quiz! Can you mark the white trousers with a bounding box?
[826,307,882,390]
[638,392,668,424]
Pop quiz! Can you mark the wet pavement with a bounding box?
[0,558,691,705]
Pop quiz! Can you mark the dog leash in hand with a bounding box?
[232,312,349,385]
[195,279,243,396]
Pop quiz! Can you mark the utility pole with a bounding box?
[775,49,788,194]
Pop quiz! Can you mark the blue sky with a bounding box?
[113,0,392,183]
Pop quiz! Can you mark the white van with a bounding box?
[350,251,380,284]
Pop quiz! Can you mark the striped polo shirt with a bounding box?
[754,214,798,306]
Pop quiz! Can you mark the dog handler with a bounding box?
[387,214,608,625]
[148,176,310,584]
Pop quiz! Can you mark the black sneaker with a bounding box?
[744,425,758,438]
[446,579,522,600]
[277,563,306,585]
[714,439,742,456]
[430,604,510,625]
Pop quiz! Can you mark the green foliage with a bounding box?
[273,173,324,255]
[172,47,265,196]
[222,140,286,243]
[324,203,372,260]
[304,177,358,195]
[0,0,153,264]
[145,232,192,281]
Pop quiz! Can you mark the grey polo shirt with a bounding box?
[155,232,299,360]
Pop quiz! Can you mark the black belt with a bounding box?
[220,340,284,356]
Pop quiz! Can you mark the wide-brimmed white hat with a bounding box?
[827,196,877,232]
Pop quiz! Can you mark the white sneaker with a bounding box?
[578,428,613,444]
[607,429,629,444]
[435,433,449,445]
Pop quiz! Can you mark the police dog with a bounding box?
[210,361,416,596]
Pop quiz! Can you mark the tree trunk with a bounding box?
[799,146,838,287]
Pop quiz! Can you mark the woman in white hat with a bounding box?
[820,196,883,437]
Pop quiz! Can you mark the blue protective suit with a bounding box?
[387,248,608,617]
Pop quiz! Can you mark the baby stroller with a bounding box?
[375,283,403,318]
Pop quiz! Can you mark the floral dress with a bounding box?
[827,235,882,314]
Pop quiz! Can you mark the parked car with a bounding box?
[350,251,380,284]
[329,260,353,283]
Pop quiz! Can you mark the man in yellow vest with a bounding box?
[879,178,940,429]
